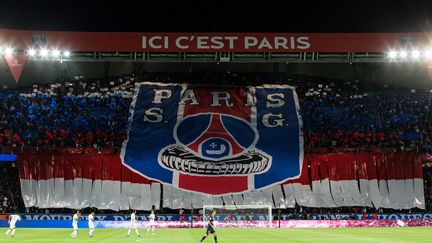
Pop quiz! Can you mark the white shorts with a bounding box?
[129,223,137,229]
[9,223,16,229]
[72,223,78,230]
[149,220,155,225]
[88,223,95,229]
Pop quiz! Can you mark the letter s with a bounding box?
[143,108,163,123]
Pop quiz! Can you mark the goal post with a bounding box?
[203,204,273,228]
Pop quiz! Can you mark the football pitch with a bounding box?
[1,227,432,242]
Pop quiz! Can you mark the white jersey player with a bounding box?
[147,210,156,233]
[88,212,96,237]
[70,211,81,239]
[127,210,141,237]
[4,214,21,238]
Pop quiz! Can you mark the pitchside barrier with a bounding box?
[1,214,432,228]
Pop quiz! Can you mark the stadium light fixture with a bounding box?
[63,50,71,58]
[40,49,49,57]
[424,49,432,59]
[27,49,36,56]
[411,50,420,59]
[5,47,14,55]
[51,49,60,58]
[399,50,407,59]
[388,50,397,59]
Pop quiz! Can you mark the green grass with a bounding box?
[1,227,432,242]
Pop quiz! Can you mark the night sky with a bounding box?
[1,1,432,32]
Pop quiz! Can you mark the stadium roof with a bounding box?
[1,1,432,32]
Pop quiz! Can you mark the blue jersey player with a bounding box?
[199,209,218,243]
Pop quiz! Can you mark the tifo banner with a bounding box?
[18,153,161,211]
[18,152,424,210]
[121,83,303,195]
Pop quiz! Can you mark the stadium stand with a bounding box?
[0,73,431,215]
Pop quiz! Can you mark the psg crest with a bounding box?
[121,83,303,195]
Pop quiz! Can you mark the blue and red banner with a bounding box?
[121,83,303,195]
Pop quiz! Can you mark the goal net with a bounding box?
[202,205,272,228]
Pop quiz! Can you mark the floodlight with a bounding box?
[27,49,36,56]
[5,47,13,55]
[40,49,49,57]
[63,50,71,57]
[388,50,397,59]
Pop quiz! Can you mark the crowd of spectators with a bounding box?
[0,72,431,214]
[0,72,430,153]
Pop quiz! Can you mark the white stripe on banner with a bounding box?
[110,181,121,211]
[120,181,131,210]
[320,178,337,207]
[378,180,392,208]
[36,180,47,208]
[170,187,183,209]
[162,185,173,209]
[53,178,65,208]
[212,196,223,205]
[367,179,382,209]
[232,193,244,206]
[414,178,425,209]
[222,195,234,206]
[73,178,83,209]
[270,185,285,208]
[339,180,363,206]
[181,190,193,209]
[19,179,35,207]
[151,182,161,210]
[282,184,296,208]
[192,193,204,208]
[81,179,93,209]
[45,178,55,208]
[129,183,141,210]
[90,180,102,209]
[358,179,373,207]
[329,181,344,206]
[139,184,152,210]
[405,179,415,209]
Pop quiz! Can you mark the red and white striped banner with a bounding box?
[18,152,425,210]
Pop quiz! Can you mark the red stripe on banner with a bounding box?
[327,154,339,181]
[81,155,93,179]
[386,153,396,180]
[121,162,132,183]
[414,154,424,179]
[356,155,368,180]
[310,158,320,182]
[365,155,378,180]
[376,155,387,181]
[103,154,122,181]
[34,154,48,180]
[130,169,151,184]
[53,155,64,178]
[63,154,74,181]
[92,155,103,180]
[404,153,414,180]
[319,156,330,180]
[17,154,33,180]
[178,174,247,194]
[183,86,252,121]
